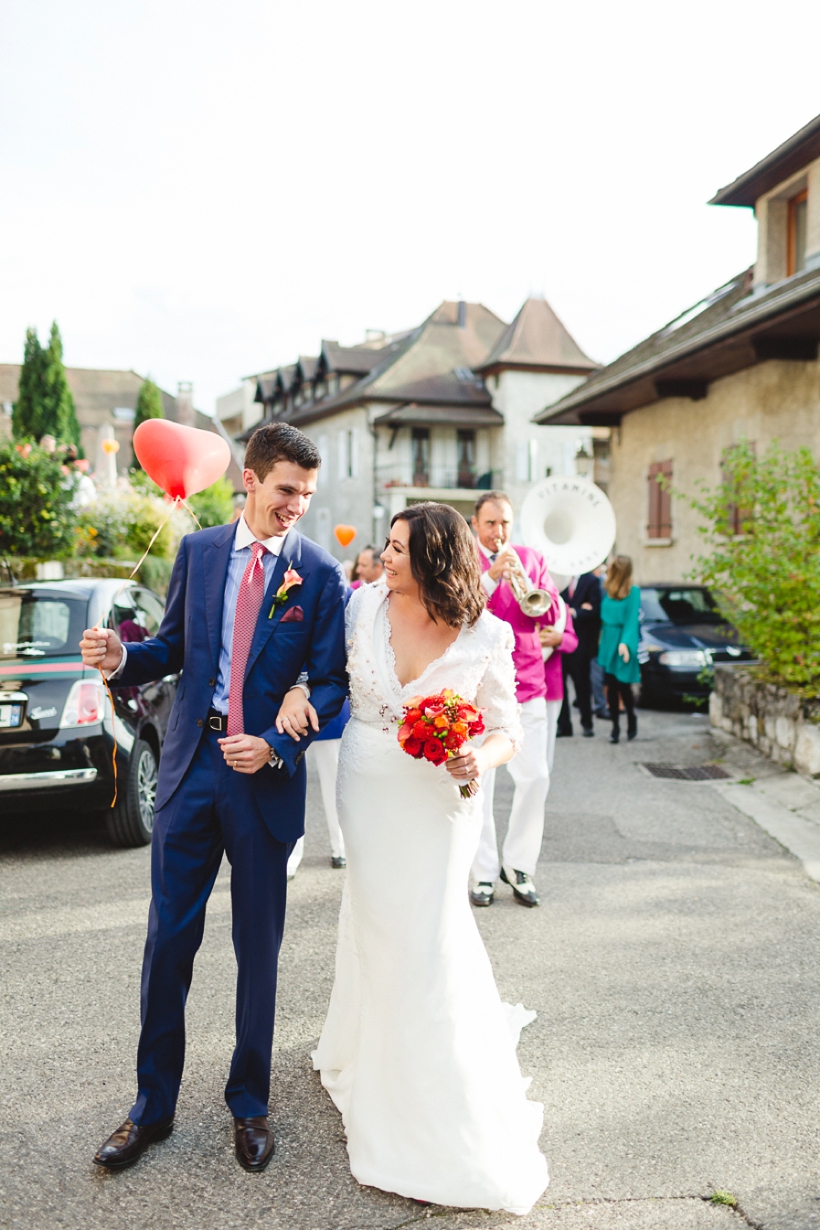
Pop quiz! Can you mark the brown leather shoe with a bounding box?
[234,1116,275,1172]
[92,1116,174,1168]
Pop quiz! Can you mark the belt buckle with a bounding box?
[208,714,224,732]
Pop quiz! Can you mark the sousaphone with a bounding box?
[520,475,616,593]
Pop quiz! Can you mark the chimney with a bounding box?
[457,300,467,328]
[176,381,195,427]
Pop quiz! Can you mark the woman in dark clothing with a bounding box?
[597,556,641,744]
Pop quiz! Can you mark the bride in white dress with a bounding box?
[311,502,549,1215]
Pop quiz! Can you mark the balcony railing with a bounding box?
[379,467,499,491]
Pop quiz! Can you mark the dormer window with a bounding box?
[788,190,807,276]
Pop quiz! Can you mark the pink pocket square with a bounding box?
[279,605,304,623]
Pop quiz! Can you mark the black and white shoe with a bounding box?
[500,866,540,907]
[470,882,495,907]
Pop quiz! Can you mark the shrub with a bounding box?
[685,441,820,687]
[76,482,190,561]
[0,442,79,558]
[189,476,235,528]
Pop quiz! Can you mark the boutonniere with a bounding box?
[268,564,303,618]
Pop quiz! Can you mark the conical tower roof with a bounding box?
[477,297,597,374]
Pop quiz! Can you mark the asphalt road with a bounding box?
[1,707,819,1230]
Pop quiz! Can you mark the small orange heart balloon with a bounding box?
[334,524,357,548]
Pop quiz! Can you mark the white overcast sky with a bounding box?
[2,0,819,414]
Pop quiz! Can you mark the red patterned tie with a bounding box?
[227,541,268,736]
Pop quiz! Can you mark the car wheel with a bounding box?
[105,738,158,848]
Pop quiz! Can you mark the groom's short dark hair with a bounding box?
[245,423,321,480]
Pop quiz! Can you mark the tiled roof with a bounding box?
[290,301,505,426]
[372,403,504,428]
[477,297,597,373]
[710,112,820,207]
[536,263,820,425]
[320,341,388,376]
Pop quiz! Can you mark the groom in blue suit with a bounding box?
[80,423,347,1172]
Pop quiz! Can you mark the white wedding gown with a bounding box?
[312,582,549,1214]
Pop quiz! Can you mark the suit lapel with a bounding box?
[205,525,236,670]
[245,530,308,679]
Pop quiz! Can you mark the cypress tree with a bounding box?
[12,327,47,440]
[131,378,164,469]
[41,322,81,447]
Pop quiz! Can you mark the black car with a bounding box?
[0,578,177,846]
[637,584,753,705]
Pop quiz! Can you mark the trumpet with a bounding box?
[496,543,553,619]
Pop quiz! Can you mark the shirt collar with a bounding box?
[233,513,287,557]
[477,541,495,560]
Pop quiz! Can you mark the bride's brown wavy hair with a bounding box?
[391,502,485,629]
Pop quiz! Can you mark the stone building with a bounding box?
[221,296,600,559]
[0,366,243,489]
[535,112,820,584]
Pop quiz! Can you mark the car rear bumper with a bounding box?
[0,767,99,791]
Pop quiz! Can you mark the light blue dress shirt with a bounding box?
[211,517,287,714]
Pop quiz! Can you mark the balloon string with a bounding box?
[92,495,203,809]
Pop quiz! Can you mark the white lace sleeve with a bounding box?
[475,620,523,752]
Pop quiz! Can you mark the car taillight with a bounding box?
[60,679,107,728]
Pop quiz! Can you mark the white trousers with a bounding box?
[471,696,550,884]
[545,698,562,774]
[287,738,346,877]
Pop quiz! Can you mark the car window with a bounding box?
[640,587,722,623]
[0,591,86,658]
[112,588,165,643]
[132,589,165,637]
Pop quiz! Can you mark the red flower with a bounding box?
[445,730,465,751]
[404,736,423,757]
[405,708,422,725]
[423,738,447,765]
[412,720,431,741]
[468,716,485,736]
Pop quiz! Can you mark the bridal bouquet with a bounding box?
[397,689,485,797]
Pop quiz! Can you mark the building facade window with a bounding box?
[788,189,808,277]
[647,460,673,539]
[456,429,476,487]
[412,428,430,486]
[722,442,755,535]
[337,428,358,480]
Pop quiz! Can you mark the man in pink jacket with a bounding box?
[470,491,564,909]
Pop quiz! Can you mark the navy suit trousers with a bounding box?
[129,729,291,1125]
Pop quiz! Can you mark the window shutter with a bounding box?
[337,431,347,481]
[350,428,359,479]
[647,461,672,538]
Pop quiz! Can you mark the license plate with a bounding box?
[0,704,23,728]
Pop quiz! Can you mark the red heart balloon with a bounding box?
[133,419,232,499]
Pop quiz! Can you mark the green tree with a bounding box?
[11,322,80,448]
[12,328,47,441]
[0,442,79,558]
[131,378,164,469]
[685,440,820,687]
[189,476,235,527]
[41,322,81,447]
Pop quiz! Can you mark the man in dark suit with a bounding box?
[80,423,347,1173]
[557,571,602,737]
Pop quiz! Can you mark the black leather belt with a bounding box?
[206,710,228,732]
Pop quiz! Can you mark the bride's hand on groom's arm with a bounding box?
[276,688,320,740]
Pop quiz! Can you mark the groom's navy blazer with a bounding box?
[117,524,348,841]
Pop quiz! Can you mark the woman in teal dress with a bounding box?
[598,555,641,744]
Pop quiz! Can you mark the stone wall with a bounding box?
[710,664,820,777]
